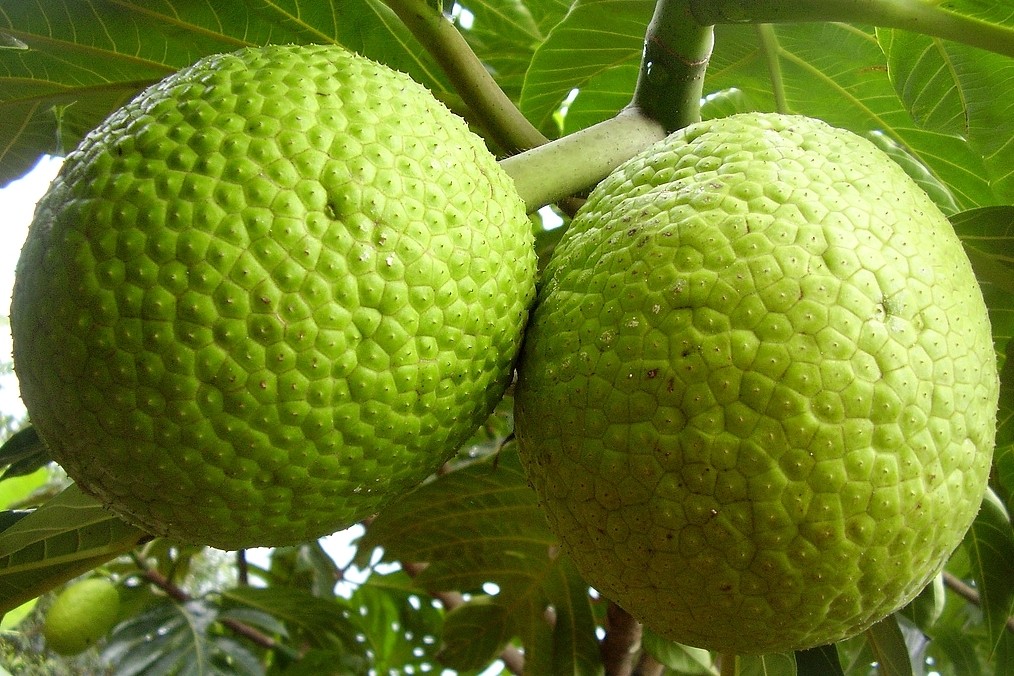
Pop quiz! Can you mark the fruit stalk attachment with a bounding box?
[689,0,1014,58]
[499,110,667,212]
[628,0,715,132]
[501,0,717,211]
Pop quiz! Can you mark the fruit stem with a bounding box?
[500,109,667,212]
[755,24,788,114]
[718,653,739,676]
[626,0,715,132]
[380,0,548,154]
[688,0,1014,59]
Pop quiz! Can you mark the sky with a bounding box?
[0,155,62,420]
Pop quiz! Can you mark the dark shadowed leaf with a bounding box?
[864,614,913,676]
[963,490,1014,657]
[0,426,51,479]
[221,585,360,650]
[795,643,844,676]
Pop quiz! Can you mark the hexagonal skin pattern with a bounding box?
[13,45,536,550]
[514,113,998,654]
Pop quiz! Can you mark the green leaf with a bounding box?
[864,614,913,676]
[995,339,1014,517]
[0,483,144,614]
[102,598,262,676]
[705,22,1000,209]
[0,426,52,483]
[0,467,47,510]
[0,0,451,188]
[519,0,653,134]
[265,541,344,599]
[879,29,1014,202]
[362,448,602,674]
[963,489,1014,657]
[951,206,1014,297]
[215,606,289,639]
[899,572,946,632]
[451,0,562,104]
[439,596,514,670]
[362,449,557,591]
[794,643,844,676]
[933,0,1014,29]
[739,652,796,676]
[348,571,445,673]
[220,585,360,650]
[641,629,715,674]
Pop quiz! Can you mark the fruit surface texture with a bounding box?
[514,113,998,654]
[12,45,536,550]
[42,578,120,655]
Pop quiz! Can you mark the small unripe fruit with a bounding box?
[43,578,120,655]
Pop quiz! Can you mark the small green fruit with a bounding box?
[514,113,998,654]
[43,578,120,655]
[12,45,536,550]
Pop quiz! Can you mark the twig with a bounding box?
[687,0,1014,59]
[401,561,526,674]
[380,0,546,155]
[236,549,249,586]
[717,652,738,676]
[132,554,280,650]
[942,571,1014,634]
[601,602,642,676]
[633,651,666,676]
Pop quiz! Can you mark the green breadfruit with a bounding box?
[12,44,536,550]
[43,578,120,655]
[514,113,998,654]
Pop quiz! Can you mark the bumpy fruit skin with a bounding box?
[514,113,998,654]
[43,578,120,655]
[13,45,536,550]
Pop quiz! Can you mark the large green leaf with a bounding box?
[519,0,652,135]
[452,0,566,103]
[348,572,447,674]
[361,448,603,675]
[220,585,362,651]
[704,22,1000,210]
[102,597,263,676]
[863,615,913,676]
[879,29,1014,202]
[0,483,145,615]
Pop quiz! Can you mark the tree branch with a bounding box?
[633,651,666,676]
[499,110,666,212]
[688,0,1014,58]
[132,554,280,650]
[943,571,1014,634]
[628,0,714,132]
[601,602,643,676]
